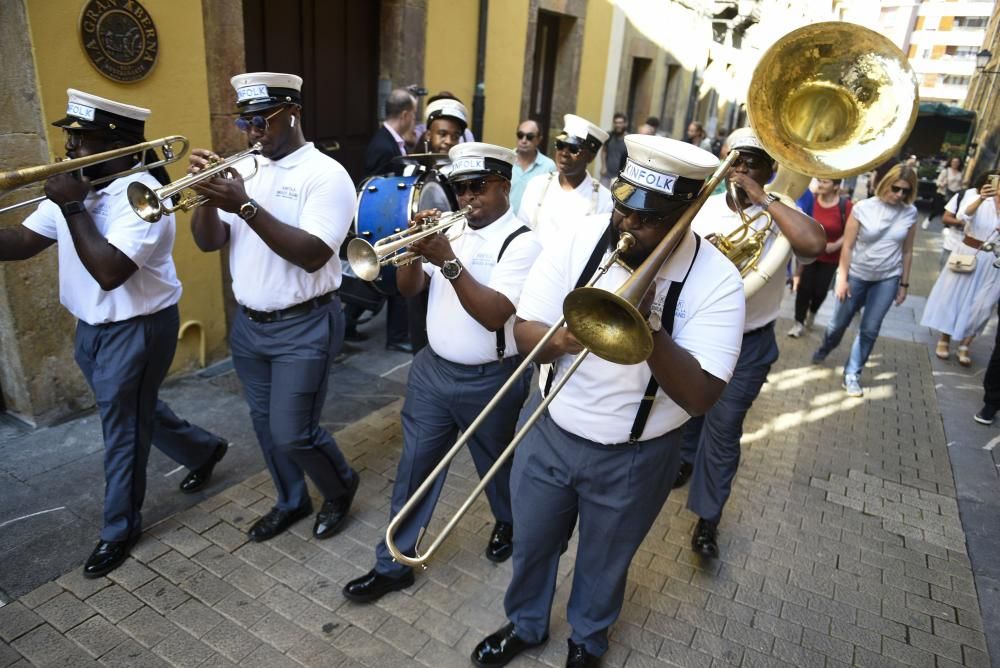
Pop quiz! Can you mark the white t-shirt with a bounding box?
[691,193,797,332]
[516,172,613,251]
[848,197,918,282]
[218,142,354,311]
[425,208,541,365]
[517,214,745,444]
[22,172,182,325]
[943,188,976,252]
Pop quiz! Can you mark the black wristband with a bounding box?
[60,201,85,217]
[900,283,909,288]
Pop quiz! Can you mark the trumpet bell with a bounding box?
[748,21,918,178]
[346,237,382,282]
[127,181,163,223]
[563,287,653,366]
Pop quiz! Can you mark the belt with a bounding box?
[241,292,335,323]
[744,320,775,338]
[963,235,984,250]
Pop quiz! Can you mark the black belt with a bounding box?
[744,320,775,338]
[241,292,335,323]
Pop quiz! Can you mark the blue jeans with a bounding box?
[815,274,900,376]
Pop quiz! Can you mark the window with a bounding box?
[945,45,980,59]
[954,16,988,29]
[942,74,972,86]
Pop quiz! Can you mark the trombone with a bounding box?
[0,136,189,216]
[127,143,262,223]
[384,152,739,567]
[346,206,471,282]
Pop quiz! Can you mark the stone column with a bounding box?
[0,0,90,425]
[379,0,427,109]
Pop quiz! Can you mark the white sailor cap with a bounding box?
[230,72,303,113]
[726,127,771,158]
[557,114,609,153]
[612,135,719,211]
[425,98,469,131]
[52,89,150,140]
[447,142,516,182]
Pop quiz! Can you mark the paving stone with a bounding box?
[882,636,934,667]
[374,614,432,657]
[179,570,237,607]
[133,577,189,614]
[199,620,260,663]
[130,537,171,564]
[213,590,269,629]
[690,629,744,665]
[164,598,223,640]
[192,545,244,579]
[158,526,213,559]
[930,617,986,652]
[150,630,214,668]
[201,522,248,553]
[99,637,170,667]
[0,641,23,667]
[238,643,300,668]
[148,551,203,585]
[248,612,306,652]
[265,557,316,591]
[55,570,111,600]
[107,559,157,592]
[906,626,962,663]
[223,564,277,599]
[118,606,177,648]
[66,614,129,658]
[11,623,96,666]
[18,582,62,610]
[174,508,221,535]
[85,585,143,623]
[34,591,96,633]
[0,603,43,643]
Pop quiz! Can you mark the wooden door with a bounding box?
[243,0,379,183]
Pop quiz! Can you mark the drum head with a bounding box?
[416,179,453,213]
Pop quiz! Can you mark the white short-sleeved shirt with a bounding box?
[517,214,745,444]
[848,197,918,282]
[217,142,354,311]
[691,193,798,332]
[22,172,182,325]
[516,172,613,250]
[943,188,977,252]
[425,208,541,365]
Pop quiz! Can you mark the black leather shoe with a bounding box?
[485,521,513,563]
[314,471,360,539]
[83,533,139,579]
[472,623,546,667]
[342,568,414,603]
[248,503,312,543]
[566,639,599,667]
[386,341,414,353]
[179,441,229,493]
[691,518,719,558]
[672,462,693,489]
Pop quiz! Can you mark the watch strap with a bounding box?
[61,201,86,217]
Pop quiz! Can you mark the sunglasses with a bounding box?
[451,177,498,196]
[613,203,670,226]
[516,131,537,141]
[234,106,286,133]
[555,140,582,155]
[731,154,767,170]
[890,185,912,195]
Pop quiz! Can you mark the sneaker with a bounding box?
[804,312,815,331]
[811,349,827,365]
[974,405,998,425]
[787,322,804,338]
[843,374,863,397]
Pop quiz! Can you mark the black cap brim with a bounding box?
[611,178,700,213]
[52,116,102,131]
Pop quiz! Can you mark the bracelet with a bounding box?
[900,283,909,288]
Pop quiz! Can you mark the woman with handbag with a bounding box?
[811,165,918,397]
[921,173,1000,366]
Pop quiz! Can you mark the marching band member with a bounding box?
[680,128,825,559]
[472,135,745,667]
[189,73,359,544]
[343,143,541,603]
[421,98,469,154]
[517,114,612,250]
[0,90,228,578]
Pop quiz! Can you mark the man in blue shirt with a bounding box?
[510,119,555,212]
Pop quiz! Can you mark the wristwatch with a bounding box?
[61,201,86,217]
[238,199,259,221]
[759,193,780,211]
[441,258,464,280]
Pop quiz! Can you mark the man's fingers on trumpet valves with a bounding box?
[187,148,220,174]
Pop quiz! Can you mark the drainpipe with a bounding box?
[472,0,488,140]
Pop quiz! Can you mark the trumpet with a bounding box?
[0,136,189,216]
[127,143,262,223]
[346,206,471,282]
[383,152,739,567]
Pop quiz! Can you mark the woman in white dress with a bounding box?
[922,172,1000,366]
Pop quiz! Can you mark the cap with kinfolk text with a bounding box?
[557,114,609,153]
[52,89,149,141]
[230,72,303,113]
[612,135,719,212]
[447,142,516,182]
[425,99,469,132]
[726,127,771,159]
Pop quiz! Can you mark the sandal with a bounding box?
[935,341,949,360]
[958,345,972,367]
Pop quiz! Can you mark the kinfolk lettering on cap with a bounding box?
[622,158,677,195]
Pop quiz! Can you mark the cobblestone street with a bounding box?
[0,223,997,667]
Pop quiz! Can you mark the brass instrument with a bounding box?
[717,21,919,296]
[346,206,472,282]
[0,136,189,216]
[384,153,739,567]
[127,143,262,223]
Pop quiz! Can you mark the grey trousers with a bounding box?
[682,324,778,523]
[375,347,531,577]
[230,297,353,512]
[503,394,683,656]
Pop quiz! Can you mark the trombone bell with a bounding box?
[563,288,652,365]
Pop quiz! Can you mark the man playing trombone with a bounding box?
[189,73,359,544]
[472,136,746,667]
[343,143,541,603]
[0,90,229,578]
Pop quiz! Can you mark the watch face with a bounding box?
[442,260,461,279]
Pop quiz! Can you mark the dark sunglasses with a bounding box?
[890,185,912,195]
[234,106,286,133]
[731,154,767,170]
[613,202,670,226]
[516,131,537,141]
[451,177,498,196]
[555,140,582,155]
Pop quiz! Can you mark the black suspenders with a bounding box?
[494,225,531,359]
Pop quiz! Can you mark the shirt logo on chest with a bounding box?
[275,185,299,201]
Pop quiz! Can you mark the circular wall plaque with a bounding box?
[79,0,159,83]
